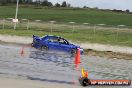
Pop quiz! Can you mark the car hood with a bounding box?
[69,44,83,54]
[69,44,81,48]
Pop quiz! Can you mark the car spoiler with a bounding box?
[33,35,36,38]
[33,35,39,38]
[33,35,42,40]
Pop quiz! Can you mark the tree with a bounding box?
[83,6,87,8]
[26,0,33,4]
[0,0,33,5]
[94,7,98,9]
[41,0,53,7]
[19,0,23,4]
[41,0,48,6]
[0,0,7,6]
[55,3,60,7]
[47,2,53,7]
[7,0,11,3]
[12,0,17,3]
[34,0,41,6]
[61,1,67,7]
[126,9,130,13]
[67,3,71,7]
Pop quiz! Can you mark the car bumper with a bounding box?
[79,48,84,54]
[32,42,42,49]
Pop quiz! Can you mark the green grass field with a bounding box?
[0,6,132,27]
[0,6,132,47]
[0,21,132,47]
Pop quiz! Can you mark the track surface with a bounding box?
[0,44,132,88]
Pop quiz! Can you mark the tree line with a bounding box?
[0,0,71,7]
[0,0,130,13]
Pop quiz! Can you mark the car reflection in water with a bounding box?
[29,50,75,67]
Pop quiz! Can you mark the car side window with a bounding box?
[58,38,68,45]
[48,38,58,43]
[48,37,69,45]
[58,39,63,43]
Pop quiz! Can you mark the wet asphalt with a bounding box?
[0,44,132,88]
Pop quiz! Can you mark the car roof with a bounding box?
[45,35,63,39]
[33,35,66,41]
[43,35,69,43]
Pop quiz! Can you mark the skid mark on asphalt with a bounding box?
[27,76,75,85]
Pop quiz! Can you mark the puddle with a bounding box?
[0,44,131,88]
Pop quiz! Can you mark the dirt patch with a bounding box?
[85,49,132,60]
[0,34,32,44]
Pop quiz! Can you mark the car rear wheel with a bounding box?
[41,45,49,51]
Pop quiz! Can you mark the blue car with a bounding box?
[32,35,83,54]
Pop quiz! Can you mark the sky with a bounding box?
[48,0,132,11]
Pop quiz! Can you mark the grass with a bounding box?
[0,21,132,47]
[0,5,132,47]
[0,6,132,27]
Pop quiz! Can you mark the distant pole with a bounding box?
[83,23,89,25]
[97,24,106,27]
[22,19,28,30]
[27,19,29,30]
[83,23,90,29]
[93,24,96,39]
[2,18,5,30]
[49,21,56,33]
[14,0,19,30]
[116,26,119,42]
[69,22,75,33]
[97,24,106,30]
[83,23,90,39]
[116,25,125,42]
[35,20,41,30]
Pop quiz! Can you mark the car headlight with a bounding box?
[79,48,84,54]
[80,48,83,51]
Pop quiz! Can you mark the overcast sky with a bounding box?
[48,0,132,11]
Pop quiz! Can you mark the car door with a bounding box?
[47,37,60,50]
[58,38,71,52]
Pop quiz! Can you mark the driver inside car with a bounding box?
[58,38,67,44]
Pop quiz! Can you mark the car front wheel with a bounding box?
[71,48,77,55]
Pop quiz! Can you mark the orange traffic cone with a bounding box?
[84,71,88,78]
[74,48,81,64]
[81,67,89,78]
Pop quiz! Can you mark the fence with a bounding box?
[0,18,132,47]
